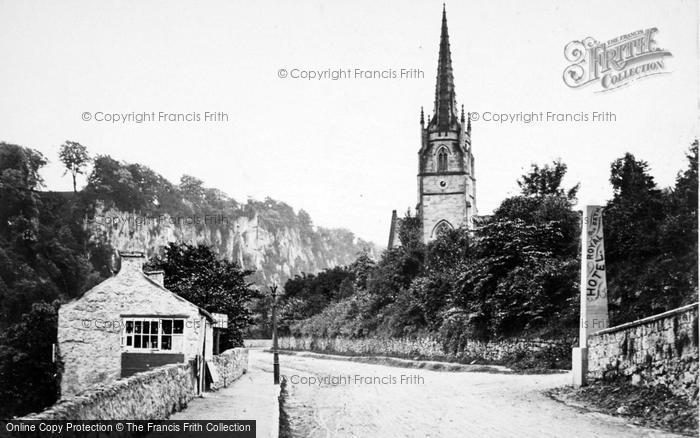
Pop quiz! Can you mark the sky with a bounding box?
[0,0,697,245]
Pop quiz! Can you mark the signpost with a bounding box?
[573,205,609,386]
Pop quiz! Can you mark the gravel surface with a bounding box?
[169,353,279,438]
[266,350,685,438]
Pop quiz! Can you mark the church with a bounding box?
[389,6,477,247]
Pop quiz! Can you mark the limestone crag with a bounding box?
[86,206,375,286]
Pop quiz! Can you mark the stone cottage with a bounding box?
[57,251,214,397]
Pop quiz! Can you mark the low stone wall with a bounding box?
[587,303,699,402]
[210,347,249,390]
[21,348,250,420]
[21,362,197,420]
[278,335,572,368]
[244,339,272,349]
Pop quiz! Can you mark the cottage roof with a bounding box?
[65,250,215,323]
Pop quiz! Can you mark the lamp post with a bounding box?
[269,284,280,385]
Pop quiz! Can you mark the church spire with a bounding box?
[433,4,457,130]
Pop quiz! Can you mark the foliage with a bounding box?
[284,159,584,343]
[58,141,90,193]
[145,242,260,348]
[85,155,183,214]
[179,174,206,208]
[0,141,370,417]
[285,145,697,348]
[0,301,60,418]
[453,218,579,339]
[605,144,698,324]
[279,266,355,333]
[0,143,110,417]
[0,142,46,244]
[517,159,580,201]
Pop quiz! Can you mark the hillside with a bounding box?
[86,202,375,287]
[77,156,376,287]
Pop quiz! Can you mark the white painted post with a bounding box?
[573,205,609,387]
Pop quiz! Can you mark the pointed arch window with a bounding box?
[437,149,448,173]
[432,220,454,238]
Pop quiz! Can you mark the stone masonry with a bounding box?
[58,251,213,397]
[21,348,249,420]
[587,303,699,402]
[210,348,249,390]
[417,8,477,242]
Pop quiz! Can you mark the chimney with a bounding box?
[145,270,165,287]
[387,210,398,249]
[118,250,145,275]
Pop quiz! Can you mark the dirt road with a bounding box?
[252,350,683,438]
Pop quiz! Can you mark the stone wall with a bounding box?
[210,348,249,390]
[21,362,197,420]
[22,348,250,420]
[587,303,699,402]
[278,336,572,368]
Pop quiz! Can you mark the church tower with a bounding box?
[417,6,476,242]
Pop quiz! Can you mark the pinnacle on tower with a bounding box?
[432,5,457,130]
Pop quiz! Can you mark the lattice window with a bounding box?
[121,317,184,352]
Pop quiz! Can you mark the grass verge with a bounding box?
[278,376,292,438]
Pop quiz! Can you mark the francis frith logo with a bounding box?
[563,28,672,92]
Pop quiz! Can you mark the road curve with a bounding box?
[249,350,683,438]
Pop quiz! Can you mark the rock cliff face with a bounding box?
[86,206,375,287]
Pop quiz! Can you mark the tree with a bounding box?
[282,267,355,320]
[452,217,578,339]
[85,155,183,214]
[58,141,90,193]
[397,209,422,249]
[604,149,697,323]
[0,143,46,243]
[517,159,579,201]
[179,175,206,207]
[449,160,581,339]
[0,143,108,418]
[673,140,698,214]
[146,243,259,348]
[0,301,60,418]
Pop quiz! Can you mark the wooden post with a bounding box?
[270,284,280,385]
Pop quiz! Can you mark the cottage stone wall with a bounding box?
[22,348,249,420]
[21,362,197,420]
[58,254,207,397]
[587,303,699,402]
[210,348,249,390]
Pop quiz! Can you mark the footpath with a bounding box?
[169,348,280,438]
